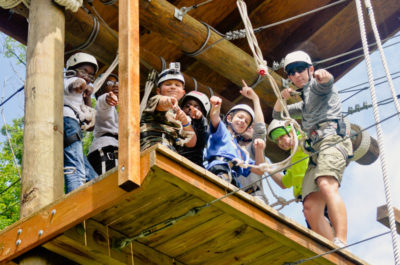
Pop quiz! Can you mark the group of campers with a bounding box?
[63,50,352,248]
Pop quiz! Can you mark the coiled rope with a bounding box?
[0,0,82,11]
[236,0,305,172]
[355,0,400,263]
[0,0,29,9]
[54,0,82,12]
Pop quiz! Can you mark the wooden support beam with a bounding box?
[118,0,140,191]
[44,219,184,265]
[21,0,65,218]
[20,0,65,263]
[0,151,152,264]
[11,4,118,65]
[139,0,285,106]
[377,205,400,234]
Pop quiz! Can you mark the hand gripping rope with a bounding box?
[236,0,306,173]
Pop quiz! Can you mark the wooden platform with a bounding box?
[0,145,367,264]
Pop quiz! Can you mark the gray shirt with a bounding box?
[273,77,342,135]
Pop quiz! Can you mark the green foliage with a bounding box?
[0,118,23,229]
[2,36,26,65]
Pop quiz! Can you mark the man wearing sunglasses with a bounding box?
[272,51,352,248]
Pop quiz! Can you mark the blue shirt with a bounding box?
[205,121,254,179]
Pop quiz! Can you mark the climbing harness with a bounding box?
[355,0,400,262]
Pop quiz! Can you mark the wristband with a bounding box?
[182,121,191,128]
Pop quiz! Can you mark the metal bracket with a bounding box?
[174,7,189,21]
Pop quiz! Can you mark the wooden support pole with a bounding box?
[21,0,65,218]
[19,0,65,264]
[118,0,140,190]
[139,0,284,106]
[377,205,400,234]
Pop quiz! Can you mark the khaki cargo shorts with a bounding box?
[302,134,352,200]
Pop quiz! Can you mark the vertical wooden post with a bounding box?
[118,0,141,190]
[20,0,65,219]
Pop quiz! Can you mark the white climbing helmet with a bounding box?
[181,91,211,116]
[226,104,255,126]
[267,119,289,142]
[157,62,185,86]
[66,52,99,74]
[283,51,312,73]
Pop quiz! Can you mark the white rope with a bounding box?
[0,0,29,8]
[54,0,82,12]
[265,176,296,210]
[363,0,400,120]
[139,70,157,119]
[236,0,305,172]
[354,1,400,264]
[92,53,119,94]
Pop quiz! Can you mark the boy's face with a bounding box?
[105,76,119,96]
[276,133,294,151]
[288,65,314,88]
[228,110,252,134]
[182,99,202,116]
[157,79,185,100]
[75,64,95,84]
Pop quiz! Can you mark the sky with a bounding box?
[0,27,399,265]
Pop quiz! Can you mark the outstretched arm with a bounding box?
[156,96,178,112]
[250,138,266,175]
[240,80,264,123]
[209,96,222,129]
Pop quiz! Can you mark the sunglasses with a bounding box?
[106,80,119,86]
[287,65,308,76]
[75,68,95,83]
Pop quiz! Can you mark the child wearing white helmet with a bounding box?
[63,52,99,193]
[177,91,210,167]
[140,62,197,151]
[273,50,352,247]
[205,81,266,188]
[88,73,119,175]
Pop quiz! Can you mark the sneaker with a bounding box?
[333,237,346,248]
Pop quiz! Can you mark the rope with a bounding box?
[0,86,24,108]
[139,70,157,119]
[355,1,400,264]
[54,0,82,12]
[284,231,391,265]
[92,53,119,94]
[236,0,305,173]
[265,177,296,210]
[364,0,400,120]
[87,1,118,40]
[183,22,211,57]
[226,0,348,40]
[65,15,99,55]
[0,0,29,9]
